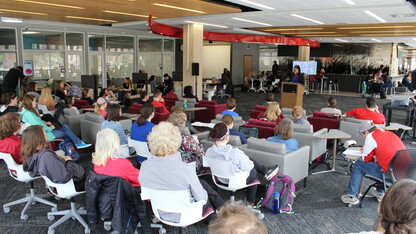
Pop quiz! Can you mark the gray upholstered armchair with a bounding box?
[292,124,328,162]
[339,117,384,146]
[211,114,244,131]
[63,108,85,137]
[238,137,310,185]
[192,131,242,151]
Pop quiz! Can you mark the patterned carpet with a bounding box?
[0,90,414,234]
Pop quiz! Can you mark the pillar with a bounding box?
[390,43,399,76]
[298,46,310,61]
[182,23,204,100]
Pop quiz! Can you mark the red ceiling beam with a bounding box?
[148,15,320,48]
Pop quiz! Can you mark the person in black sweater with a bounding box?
[54,80,66,100]
[0,92,19,116]
[183,85,199,102]
[2,66,26,94]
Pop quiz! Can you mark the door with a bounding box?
[243,55,253,83]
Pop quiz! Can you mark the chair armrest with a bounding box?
[192,131,209,140]
[119,119,132,131]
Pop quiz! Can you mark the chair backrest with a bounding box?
[40,175,83,199]
[140,187,206,227]
[389,149,416,182]
[127,137,155,159]
[0,152,35,182]
[203,156,250,191]
[20,122,31,135]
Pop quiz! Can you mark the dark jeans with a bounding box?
[200,179,224,222]
[52,124,82,145]
[246,160,267,204]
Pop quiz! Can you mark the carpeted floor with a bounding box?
[0,90,414,234]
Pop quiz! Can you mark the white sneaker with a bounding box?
[371,188,384,202]
[265,165,279,181]
[341,194,360,205]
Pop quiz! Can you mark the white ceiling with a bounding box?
[113,0,416,47]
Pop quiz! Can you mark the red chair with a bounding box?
[242,118,276,139]
[307,111,340,132]
[74,99,93,110]
[152,106,170,124]
[162,95,179,111]
[128,102,143,114]
[194,100,227,123]
[249,105,267,119]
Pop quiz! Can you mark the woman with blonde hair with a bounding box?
[267,118,298,153]
[38,86,57,111]
[139,122,224,222]
[292,105,310,125]
[257,101,284,124]
[167,111,205,175]
[94,97,108,117]
[93,128,140,187]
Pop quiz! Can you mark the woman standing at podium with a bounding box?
[290,65,305,85]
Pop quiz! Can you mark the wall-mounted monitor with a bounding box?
[293,61,318,75]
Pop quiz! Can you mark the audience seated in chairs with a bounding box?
[345,97,386,124]
[168,111,206,175]
[257,101,285,125]
[138,122,225,223]
[101,104,128,146]
[81,88,94,105]
[205,123,279,206]
[292,106,310,125]
[130,103,155,143]
[99,88,116,103]
[19,94,91,149]
[0,112,23,164]
[151,90,169,114]
[38,86,56,111]
[93,128,140,187]
[320,96,342,115]
[267,119,299,153]
[0,92,19,117]
[94,97,107,118]
[222,114,247,145]
[21,125,86,192]
[64,95,80,115]
[341,121,405,206]
[221,98,240,117]
[208,202,268,234]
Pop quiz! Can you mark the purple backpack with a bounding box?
[257,174,296,213]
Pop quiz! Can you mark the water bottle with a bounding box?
[272,192,280,214]
[183,99,188,109]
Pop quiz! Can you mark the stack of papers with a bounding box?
[343,147,365,159]
[191,122,215,128]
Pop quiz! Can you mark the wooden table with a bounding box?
[314,129,351,174]
[182,107,207,120]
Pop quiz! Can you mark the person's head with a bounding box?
[357,121,377,138]
[366,97,377,109]
[99,88,107,97]
[40,86,53,100]
[0,112,21,140]
[20,94,39,116]
[266,93,274,103]
[223,68,229,73]
[292,105,304,119]
[137,103,155,126]
[106,104,121,122]
[226,98,237,111]
[222,114,234,129]
[406,72,412,80]
[320,68,325,74]
[163,73,170,80]
[167,111,187,132]
[16,66,23,72]
[64,82,72,90]
[153,90,162,101]
[139,90,148,100]
[1,92,18,106]
[294,65,301,74]
[124,77,133,87]
[264,102,281,121]
[92,128,120,166]
[208,202,268,234]
[184,86,194,97]
[327,97,337,108]
[147,121,181,157]
[209,122,230,144]
[378,179,416,233]
[64,95,75,108]
[27,82,38,92]
[380,65,384,69]
[273,60,277,64]
[55,80,64,91]
[82,88,91,98]
[170,106,182,113]
[274,118,294,140]
[20,125,49,163]
[95,97,107,114]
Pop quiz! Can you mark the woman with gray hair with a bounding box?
[139,122,224,223]
[167,111,205,175]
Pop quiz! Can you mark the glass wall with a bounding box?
[259,47,278,72]
[106,36,134,82]
[0,29,17,83]
[138,38,174,82]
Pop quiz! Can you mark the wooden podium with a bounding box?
[280,82,304,108]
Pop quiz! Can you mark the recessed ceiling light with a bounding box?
[413,38,416,41]
[263,28,323,31]
[103,10,149,18]
[342,0,356,5]
[152,3,205,14]
[22,31,39,34]
[232,17,271,26]
[291,14,324,24]
[280,32,336,35]
[371,38,382,42]
[1,17,22,23]
[237,0,274,10]
[14,0,84,9]
[0,8,46,15]
[294,34,347,37]
[65,16,117,22]
[184,20,227,28]
[338,25,413,29]
[350,30,416,33]
[391,13,416,18]
[335,38,349,42]
[360,33,416,36]
[364,10,386,23]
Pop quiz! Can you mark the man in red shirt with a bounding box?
[151,90,169,113]
[345,97,385,124]
[341,121,405,205]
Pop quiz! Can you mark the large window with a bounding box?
[138,38,174,80]
[259,47,278,72]
[106,36,134,80]
[0,28,17,83]
[23,31,64,50]
[23,51,65,79]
